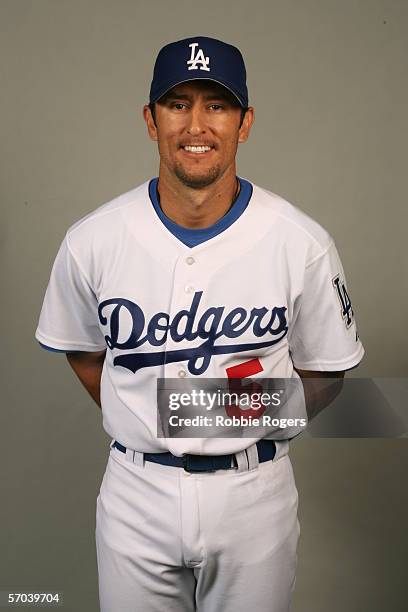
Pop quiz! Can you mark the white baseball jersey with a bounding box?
[35,178,364,455]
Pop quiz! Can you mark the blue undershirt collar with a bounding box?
[148,176,253,247]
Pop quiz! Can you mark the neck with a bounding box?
[156,165,239,229]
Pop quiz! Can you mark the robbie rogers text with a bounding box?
[168,415,307,428]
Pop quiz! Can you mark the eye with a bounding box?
[209,104,223,111]
[172,102,187,110]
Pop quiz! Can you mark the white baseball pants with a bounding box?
[95,440,300,612]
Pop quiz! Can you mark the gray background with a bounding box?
[1,0,407,610]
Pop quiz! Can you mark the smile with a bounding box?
[182,145,213,154]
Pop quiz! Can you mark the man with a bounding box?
[36,36,364,612]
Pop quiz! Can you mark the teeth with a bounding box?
[183,146,212,153]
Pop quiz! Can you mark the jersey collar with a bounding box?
[148,177,253,248]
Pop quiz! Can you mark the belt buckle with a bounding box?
[182,454,216,473]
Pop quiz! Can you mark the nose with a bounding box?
[186,104,206,136]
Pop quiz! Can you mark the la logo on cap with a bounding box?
[187,42,210,72]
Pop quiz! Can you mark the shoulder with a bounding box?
[65,180,150,251]
[249,181,334,263]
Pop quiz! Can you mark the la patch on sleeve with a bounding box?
[332,274,354,330]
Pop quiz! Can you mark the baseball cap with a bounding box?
[149,36,248,108]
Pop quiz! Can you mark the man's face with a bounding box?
[143,81,254,189]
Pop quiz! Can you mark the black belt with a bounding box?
[112,439,276,473]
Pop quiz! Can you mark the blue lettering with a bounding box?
[169,291,202,342]
[146,312,169,346]
[98,292,289,374]
[98,298,145,350]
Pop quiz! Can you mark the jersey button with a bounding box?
[185,256,195,265]
[184,285,194,294]
[178,369,187,378]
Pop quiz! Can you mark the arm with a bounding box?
[288,241,364,423]
[294,368,345,421]
[66,349,107,408]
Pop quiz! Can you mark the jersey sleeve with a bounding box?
[35,235,106,352]
[288,240,364,371]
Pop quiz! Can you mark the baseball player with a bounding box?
[35,36,364,612]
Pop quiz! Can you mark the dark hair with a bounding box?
[148,102,248,128]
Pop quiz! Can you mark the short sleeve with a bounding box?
[35,235,106,352]
[289,241,364,371]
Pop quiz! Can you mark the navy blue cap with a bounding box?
[149,36,248,108]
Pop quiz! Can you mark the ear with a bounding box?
[143,105,158,141]
[238,107,255,143]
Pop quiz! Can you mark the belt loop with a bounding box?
[132,450,145,467]
[125,448,135,463]
[234,449,249,473]
[246,443,260,470]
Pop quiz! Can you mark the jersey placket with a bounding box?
[163,252,203,380]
